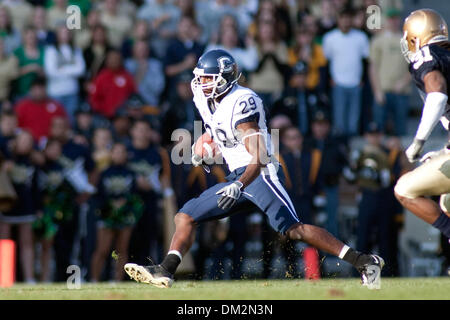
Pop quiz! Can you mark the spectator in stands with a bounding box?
[299,14,319,40]
[175,0,196,20]
[0,6,21,55]
[288,26,328,95]
[89,49,136,119]
[0,111,17,157]
[161,71,197,144]
[206,14,236,50]
[117,92,158,128]
[48,115,95,281]
[2,0,33,32]
[276,126,317,277]
[164,15,204,100]
[369,8,411,136]
[44,25,86,126]
[100,0,133,48]
[121,19,151,60]
[82,24,111,98]
[0,130,38,283]
[72,103,94,147]
[69,0,91,17]
[331,0,351,12]
[15,76,67,144]
[195,0,232,44]
[344,123,405,276]
[137,0,181,59]
[90,142,144,282]
[110,108,131,145]
[268,113,293,133]
[249,0,291,44]
[352,4,375,134]
[384,135,409,276]
[280,126,315,224]
[13,26,45,100]
[322,7,369,136]
[127,119,170,265]
[91,126,112,174]
[46,0,68,31]
[304,109,348,237]
[226,0,254,38]
[0,38,18,110]
[316,0,336,39]
[32,6,54,47]
[291,0,310,25]
[82,125,113,278]
[33,138,76,282]
[204,15,258,75]
[75,9,102,50]
[125,40,165,107]
[353,4,377,39]
[247,16,289,111]
[272,61,326,136]
[97,0,137,18]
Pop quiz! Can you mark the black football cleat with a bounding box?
[358,255,385,290]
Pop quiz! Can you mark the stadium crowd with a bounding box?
[0,0,448,283]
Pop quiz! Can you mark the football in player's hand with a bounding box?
[194,134,218,160]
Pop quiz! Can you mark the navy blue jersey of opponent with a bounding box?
[409,42,450,126]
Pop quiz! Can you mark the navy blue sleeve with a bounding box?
[410,45,444,91]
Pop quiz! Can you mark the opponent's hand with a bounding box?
[216,181,243,210]
[405,138,425,163]
[420,147,449,163]
[420,151,436,163]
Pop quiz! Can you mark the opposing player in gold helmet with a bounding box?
[394,9,450,243]
[400,8,448,63]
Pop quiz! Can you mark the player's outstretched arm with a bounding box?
[406,70,448,163]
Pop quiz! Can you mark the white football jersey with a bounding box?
[193,84,273,172]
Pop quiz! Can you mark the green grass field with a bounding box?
[1,278,450,300]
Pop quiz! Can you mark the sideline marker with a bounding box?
[0,239,15,287]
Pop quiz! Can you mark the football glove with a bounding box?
[191,143,203,167]
[405,138,425,163]
[191,143,211,173]
[216,181,243,210]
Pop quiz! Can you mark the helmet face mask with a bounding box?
[191,49,240,99]
[191,71,228,99]
[400,30,420,63]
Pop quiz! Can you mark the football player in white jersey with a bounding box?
[124,49,384,289]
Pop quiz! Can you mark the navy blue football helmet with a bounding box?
[191,49,240,99]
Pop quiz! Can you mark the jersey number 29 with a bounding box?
[240,97,257,114]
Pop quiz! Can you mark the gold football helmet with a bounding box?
[400,9,448,62]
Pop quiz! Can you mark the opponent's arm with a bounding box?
[216,120,268,210]
[406,70,448,162]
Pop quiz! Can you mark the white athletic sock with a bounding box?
[167,250,183,261]
[338,245,351,259]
